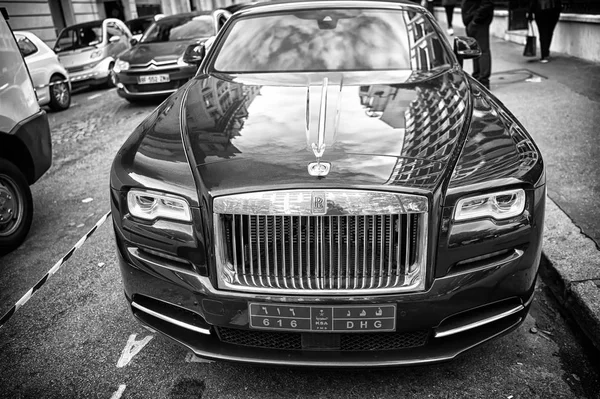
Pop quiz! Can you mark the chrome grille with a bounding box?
[214,190,428,294]
[223,214,420,290]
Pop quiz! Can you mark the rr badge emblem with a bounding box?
[311,192,327,215]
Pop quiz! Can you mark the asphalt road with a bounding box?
[0,72,599,398]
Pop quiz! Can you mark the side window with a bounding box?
[16,36,38,57]
[117,22,131,38]
[56,30,75,51]
[106,24,121,41]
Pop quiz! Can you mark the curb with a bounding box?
[540,199,600,351]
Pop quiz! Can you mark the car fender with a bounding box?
[91,56,116,79]
[50,57,71,88]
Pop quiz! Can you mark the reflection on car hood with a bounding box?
[183,69,471,195]
[120,39,207,65]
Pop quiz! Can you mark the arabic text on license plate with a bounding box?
[249,303,396,333]
[138,74,170,84]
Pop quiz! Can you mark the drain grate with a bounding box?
[491,69,547,85]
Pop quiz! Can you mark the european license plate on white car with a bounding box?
[138,74,170,84]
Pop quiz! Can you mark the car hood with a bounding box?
[120,39,206,64]
[183,69,471,196]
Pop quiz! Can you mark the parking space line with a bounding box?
[116,334,153,368]
[0,211,111,329]
[110,384,126,399]
[87,93,103,100]
[185,352,213,363]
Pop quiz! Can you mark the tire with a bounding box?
[48,74,71,111]
[0,159,33,256]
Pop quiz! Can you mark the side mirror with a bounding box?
[183,43,206,65]
[454,36,481,59]
[129,38,138,46]
[109,35,121,43]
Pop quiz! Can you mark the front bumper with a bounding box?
[113,225,540,367]
[115,66,196,98]
[67,57,113,86]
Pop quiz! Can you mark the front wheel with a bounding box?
[48,75,71,111]
[0,159,33,256]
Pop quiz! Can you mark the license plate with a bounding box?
[138,74,170,84]
[249,303,396,333]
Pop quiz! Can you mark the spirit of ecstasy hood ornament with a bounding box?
[308,77,331,177]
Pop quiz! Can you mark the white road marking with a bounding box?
[185,352,213,363]
[87,93,103,100]
[110,384,126,399]
[526,76,543,83]
[116,334,153,368]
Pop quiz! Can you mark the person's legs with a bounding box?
[427,1,435,16]
[468,23,491,88]
[536,11,551,59]
[445,5,454,28]
[546,8,561,57]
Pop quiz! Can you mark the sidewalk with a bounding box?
[454,27,600,351]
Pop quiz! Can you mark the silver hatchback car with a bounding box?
[53,18,132,88]
[15,31,71,111]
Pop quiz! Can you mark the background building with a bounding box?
[0,0,238,46]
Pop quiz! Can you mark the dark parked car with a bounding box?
[125,14,165,41]
[113,10,227,102]
[110,0,546,367]
[1,8,52,255]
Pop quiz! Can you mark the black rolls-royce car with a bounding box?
[110,0,545,367]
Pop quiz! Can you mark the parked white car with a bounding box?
[14,31,71,111]
[53,18,133,89]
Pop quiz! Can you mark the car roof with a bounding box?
[158,10,213,22]
[236,0,420,14]
[61,18,123,30]
[223,2,256,13]
[126,15,155,22]
[13,30,50,48]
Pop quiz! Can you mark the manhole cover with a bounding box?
[491,69,547,85]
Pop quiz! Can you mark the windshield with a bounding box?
[126,18,154,36]
[213,8,450,73]
[55,23,102,52]
[140,15,214,43]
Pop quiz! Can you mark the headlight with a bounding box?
[114,59,129,73]
[90,50,103,59]
[127,190,191,222]
[454,189,525,221]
